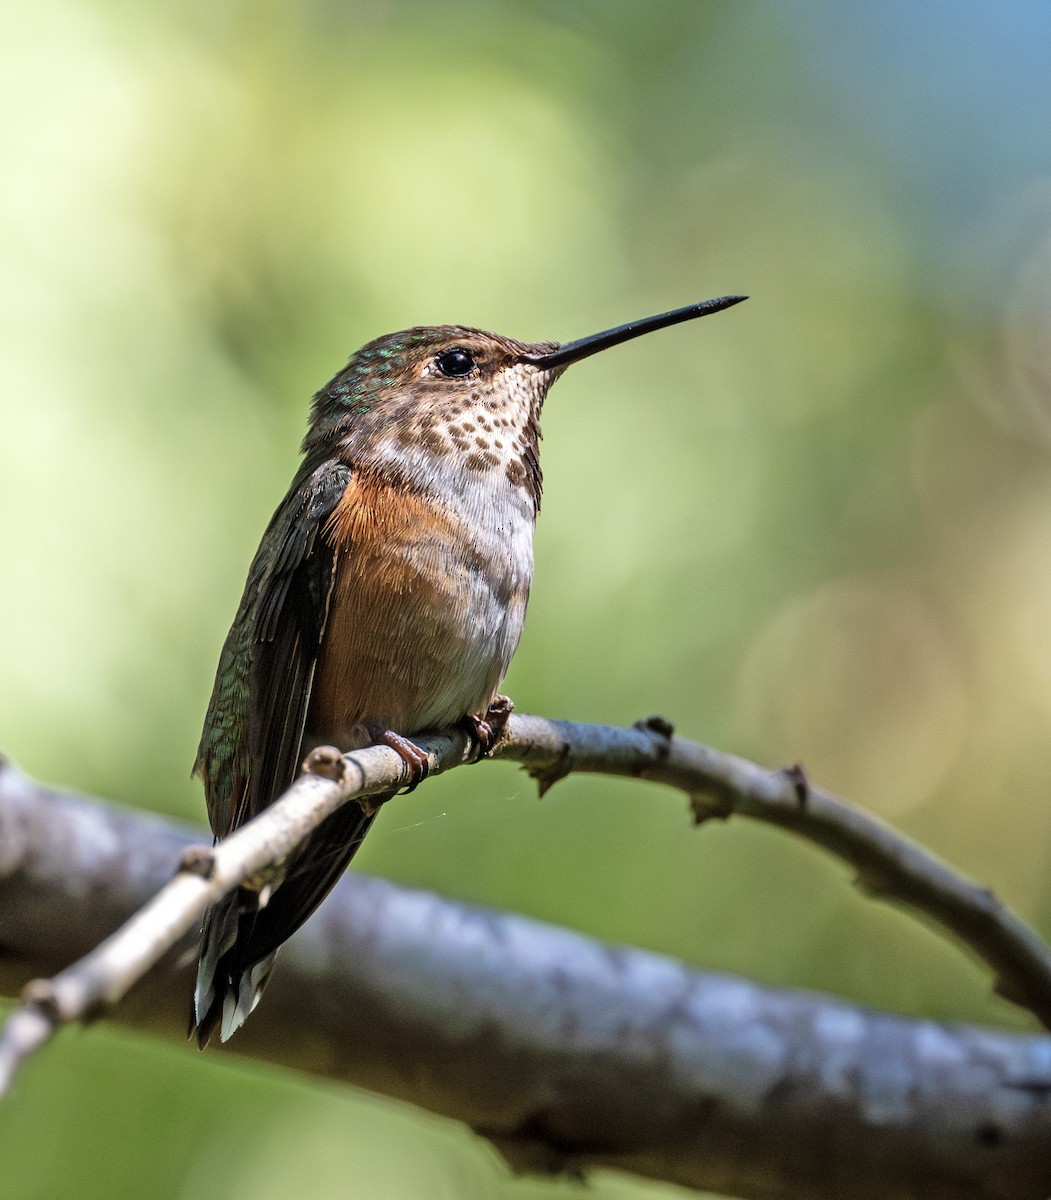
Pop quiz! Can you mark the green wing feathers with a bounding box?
[192,458,352,1045]
[194,459,351,837]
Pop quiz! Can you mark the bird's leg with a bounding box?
[378,729,431,794]
[462,694,514,761]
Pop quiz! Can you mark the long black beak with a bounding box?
[519,294,747,370]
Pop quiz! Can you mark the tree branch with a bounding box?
[503,714,1051,1026]
[2,717,1051,1198]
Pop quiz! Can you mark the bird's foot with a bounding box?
[463,695,514,761]
[380,729,431,793]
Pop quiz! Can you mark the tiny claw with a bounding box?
[462,714,494,760]
[381,730,430,793]
[486,694,514,739]
[463,696,515,761]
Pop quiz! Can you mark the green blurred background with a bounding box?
[3,1,1051,1197]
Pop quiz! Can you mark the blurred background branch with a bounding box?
[2,756,1050,1200]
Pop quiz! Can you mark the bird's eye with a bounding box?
[435,348,476,378]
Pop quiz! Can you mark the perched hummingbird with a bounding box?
[191,294,747,1046]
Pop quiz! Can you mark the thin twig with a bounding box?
[0,727,476,1094]
[498,714,1051,1027]
[1,713,1050,1101]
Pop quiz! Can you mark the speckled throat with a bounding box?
[305,325,556,518]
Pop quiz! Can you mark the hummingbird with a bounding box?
[191,294,747,1046]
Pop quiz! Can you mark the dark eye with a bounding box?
[435,347,476,378]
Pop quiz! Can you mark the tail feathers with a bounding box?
[191,798,383,1048]
[192,891,279,1047]
[219,953,276,1044]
